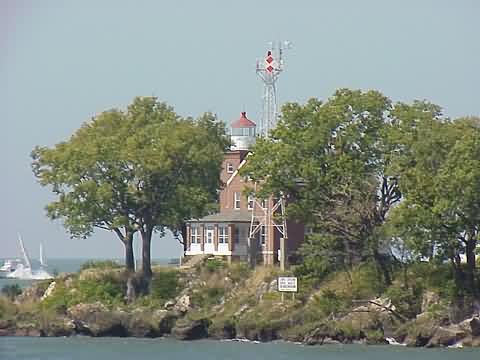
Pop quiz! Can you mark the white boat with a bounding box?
[0,259,23,278]
[6,234,53,280]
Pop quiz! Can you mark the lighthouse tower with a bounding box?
[230,112,256,151]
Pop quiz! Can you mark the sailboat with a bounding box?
[6,234,53,280]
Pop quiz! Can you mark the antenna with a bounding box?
[249,41,292,268]
[255,40,292,138]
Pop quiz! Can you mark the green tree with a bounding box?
[243,89,400,285]
[32,97,230,287]
[387,108,480,307]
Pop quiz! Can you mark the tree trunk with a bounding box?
[141,226,153,281]
[465,238,478,301]
[181,223,187,255]
[374,250,392,286]
[124,232,135,273]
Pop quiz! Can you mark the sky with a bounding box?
[1,0,479,259]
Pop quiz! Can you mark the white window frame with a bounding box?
[261,199,267,209]
[247,195,254,210]
[234,192,241,210]
[191,227,200,244]
[227,163,234,173]
[219,226,229,244]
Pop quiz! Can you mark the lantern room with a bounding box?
[230,112,256,150]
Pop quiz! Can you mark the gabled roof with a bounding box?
[231,112,256,128]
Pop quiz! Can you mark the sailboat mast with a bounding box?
[18,233,32,269]
[40,243,46,267]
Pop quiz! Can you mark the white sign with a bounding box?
[277,276,298,292]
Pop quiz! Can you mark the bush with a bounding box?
[191,286,225,308]
[204,258,225,273]
[228,263,250,284]
[1,284,22,301]
[0,297,16,319]
[150,271,179,303]
[42,273,125,312]
[313,289,349,318]
[80,260,122,271]
[350,263,385,299]
[385,285,422,319]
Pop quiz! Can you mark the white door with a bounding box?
[204,227,215,253]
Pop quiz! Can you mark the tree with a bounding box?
[32,97,230,288]
[32,109,139,273]
[387,108,480,308]
[243,89,400,285]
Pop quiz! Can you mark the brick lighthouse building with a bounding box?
[184,112,304,265]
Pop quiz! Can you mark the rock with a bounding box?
[152,310,177,335]
[67,302,128,337]
[174,295,190,314]
[304,324,334,345]
[234,304,249,317]
[172,318,210,340]
[164,300,175,310]
[426,326,466,348]
[41,319,75,337]
[470,317,480,337]
[0,319,14,329]
[14,324,41,337]
[268,279,278,292]
[208,320,236,339]
[402,316,438,347]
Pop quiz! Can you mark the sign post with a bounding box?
[277,276,298,302]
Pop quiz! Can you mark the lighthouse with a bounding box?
[230,112,256,151]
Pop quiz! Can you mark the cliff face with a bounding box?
[0,258,479,348]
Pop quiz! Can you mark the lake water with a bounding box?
[0,338,479,360]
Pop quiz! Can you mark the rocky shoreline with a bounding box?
[1,261,479,349]
[1,300,479,348]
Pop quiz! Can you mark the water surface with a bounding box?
[0,337,479,360]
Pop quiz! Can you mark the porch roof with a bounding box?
[189,210,252,223]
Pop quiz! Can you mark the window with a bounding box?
[261,199,267,209]
[227,163,234,173]
[247,195,254,210]
[260,226,266,246]
[219,226,229,244]
[191,227,200,244]
[234,192,241,209]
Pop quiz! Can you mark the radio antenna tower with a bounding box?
[249,41,292,269]
[256,41,292,138]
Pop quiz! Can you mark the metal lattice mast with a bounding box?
[255,41,291,138]
[249,41,292,268]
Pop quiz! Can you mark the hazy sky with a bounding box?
[1,0,479,259]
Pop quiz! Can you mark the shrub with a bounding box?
[80,260,122,271]
[313,289,349,318]
[385,285,422,319]
[228,262,250,284]
[350,263,385,299]
[42,273,125,312]
[0,297,16,319]
[150,271,179,303]
[191,286,225,308]
[204,258,225,273]
[1,284,22,301]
